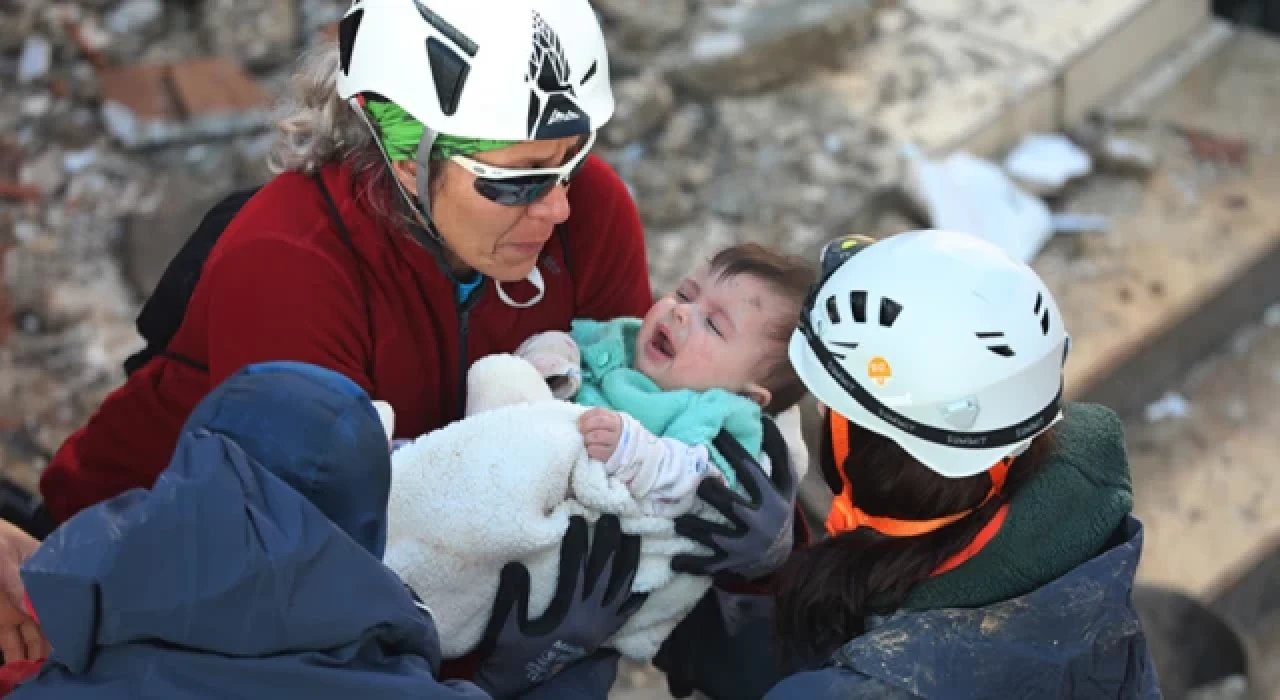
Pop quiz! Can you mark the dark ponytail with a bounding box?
[773,418,1054,668]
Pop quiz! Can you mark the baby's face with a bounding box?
[635,266,791,404]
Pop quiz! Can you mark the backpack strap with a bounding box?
[311,173,378,385]
[125,188,260,376]
[124,175,378,387]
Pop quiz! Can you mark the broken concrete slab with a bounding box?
[1128,311,1280,621]
[813,23,1057,157]
[1048,30,1280,412]
[1060,0,1211,125]
[671,0,884,97]
[98,57,271,149]
[688,88,900,239]
[98,63,186,149]
[796,27,1280,527]
[168,58,273,139]
[907,0,1212,125]
[908,0,1158,66]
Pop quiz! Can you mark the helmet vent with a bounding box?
[1034,292,1051,334]
[426,38,471,116]
[879,298,903,327]
[850,291,867,323]
[828,341,858,361]
[825,295,841,324]
[338,9,364,75]
[580,60,599,86]
[526,93,540,137]
[414,1,478,57]
[977,331,1015,358]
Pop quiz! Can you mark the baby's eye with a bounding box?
[676,290,692,302]
[706,317,722,336]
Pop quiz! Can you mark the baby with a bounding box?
[516,243,816,516]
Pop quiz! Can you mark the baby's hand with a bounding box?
[578,407,623,463]
[515,331,581,399]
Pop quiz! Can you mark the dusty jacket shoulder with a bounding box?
[764,517,1161,700]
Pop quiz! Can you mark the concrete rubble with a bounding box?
[0,0,1239,509]
[0,0,335,491]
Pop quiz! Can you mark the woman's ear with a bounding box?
[391,159,418,195]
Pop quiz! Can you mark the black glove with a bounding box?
[671,418,798,582]
[473,514,647,699]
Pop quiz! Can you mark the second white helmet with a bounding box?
[789,230,1070,478]
[335,0,614,141]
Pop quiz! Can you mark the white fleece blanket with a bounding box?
[382,353,805,662]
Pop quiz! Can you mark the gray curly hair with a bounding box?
[266,44,404,219]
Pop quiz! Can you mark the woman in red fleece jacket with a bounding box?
[3,0,802,694]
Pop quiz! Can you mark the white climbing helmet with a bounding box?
[335,0,614,142]
[789,230,1070,479]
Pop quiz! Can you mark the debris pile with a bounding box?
[0,0,898,490]
[0,0,1254,502]
[0,0,346,489]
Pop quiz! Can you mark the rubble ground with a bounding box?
[1130,304,1280,699]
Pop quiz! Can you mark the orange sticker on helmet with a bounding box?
[868,356,892,386]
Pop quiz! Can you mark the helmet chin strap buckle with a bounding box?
[495,266,545,308]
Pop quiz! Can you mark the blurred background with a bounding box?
[1,0,1278,698]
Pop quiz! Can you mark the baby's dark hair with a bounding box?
[707,243,817,415]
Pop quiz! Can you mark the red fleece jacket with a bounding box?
[40,154,653,524]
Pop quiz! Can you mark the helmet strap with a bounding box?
[350,96,444,243]
[823,410,1012,540]
[348,97,546,309]
[414,127,439,221]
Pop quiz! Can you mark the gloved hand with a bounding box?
[514,331,582,400]
[671,419,798,583]
[473,514,646,699]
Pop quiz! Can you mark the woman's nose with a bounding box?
[527,183,571,223]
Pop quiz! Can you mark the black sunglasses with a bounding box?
[452,131,595,206]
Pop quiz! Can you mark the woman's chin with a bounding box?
[482,256,539,283]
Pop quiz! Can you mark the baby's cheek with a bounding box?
[683,342,734,384]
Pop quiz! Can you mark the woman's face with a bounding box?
[393,136,581,282]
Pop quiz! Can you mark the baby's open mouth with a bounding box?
[651,327,676,359]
